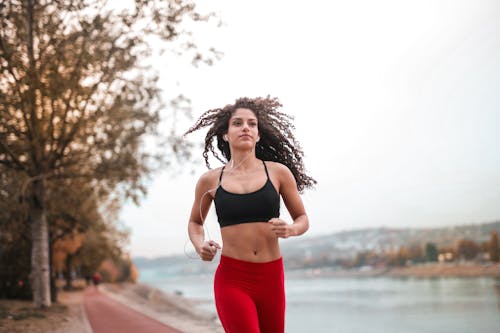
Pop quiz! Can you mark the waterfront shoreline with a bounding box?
[287,262,500,278]
[387,262,500,278]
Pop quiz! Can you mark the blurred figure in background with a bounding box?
[92,272,101,290]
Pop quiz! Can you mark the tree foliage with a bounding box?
[0,0,219,306]
[425,242,439,262]
[456,239,479,261]
[0,167,32,299]
[0,164,131,298]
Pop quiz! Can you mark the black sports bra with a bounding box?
[214,160,280,228]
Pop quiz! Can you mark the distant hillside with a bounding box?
[134,221,500,275]
[281,220,500,261]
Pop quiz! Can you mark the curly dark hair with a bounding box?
[184,96,316,192]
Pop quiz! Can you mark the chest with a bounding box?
[219,172,269,194]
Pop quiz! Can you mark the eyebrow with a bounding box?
[231,117,257,121]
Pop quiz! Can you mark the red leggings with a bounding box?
[214,255,285,333]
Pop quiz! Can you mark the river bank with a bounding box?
[387,262,500,278]
[287,262,500,278]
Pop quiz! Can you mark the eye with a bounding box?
[233,120,242,126]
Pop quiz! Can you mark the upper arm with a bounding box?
[188,171,217,225]
[276,163,306,220]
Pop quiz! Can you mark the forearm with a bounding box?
[290,214,309,237]
[188,221,205,253]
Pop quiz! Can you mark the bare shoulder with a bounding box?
[197,167,223,187]
[265,161,298,195]
[265,161,293,178]
[264,161,296,189]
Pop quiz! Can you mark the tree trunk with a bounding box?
[50,243,58,303]
[30,178,51,307]
[64,253,74,290]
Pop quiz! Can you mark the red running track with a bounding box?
[84,287,182,333]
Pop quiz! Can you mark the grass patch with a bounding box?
[0,297,76,333]
[12,311,46,320]
[0,304,10,319]
[0,304,58,321]
[44,303,68,313]
[17,306,34,312]
[9,306,47,321]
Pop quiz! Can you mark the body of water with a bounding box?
[139,267,500,333]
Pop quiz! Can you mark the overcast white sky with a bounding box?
[119,0,500,258]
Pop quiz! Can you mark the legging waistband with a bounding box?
[219,255,283,273]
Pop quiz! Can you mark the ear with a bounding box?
[223,134,228,142]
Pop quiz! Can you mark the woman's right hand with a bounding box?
[197,240,221,261]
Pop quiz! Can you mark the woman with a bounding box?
[185,96,316,333]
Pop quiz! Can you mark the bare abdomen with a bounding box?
[220,222,281,262]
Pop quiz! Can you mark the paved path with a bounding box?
[84,287,182,333]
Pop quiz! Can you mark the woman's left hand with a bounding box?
[269,218,295,239]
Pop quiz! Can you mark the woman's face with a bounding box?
[225,108,260,149]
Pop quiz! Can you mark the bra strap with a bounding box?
[262,160,270,179]
[218,166,225,185]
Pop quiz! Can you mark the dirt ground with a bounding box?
[0,284,90,333]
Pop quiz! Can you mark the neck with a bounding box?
[228,150,258,171]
